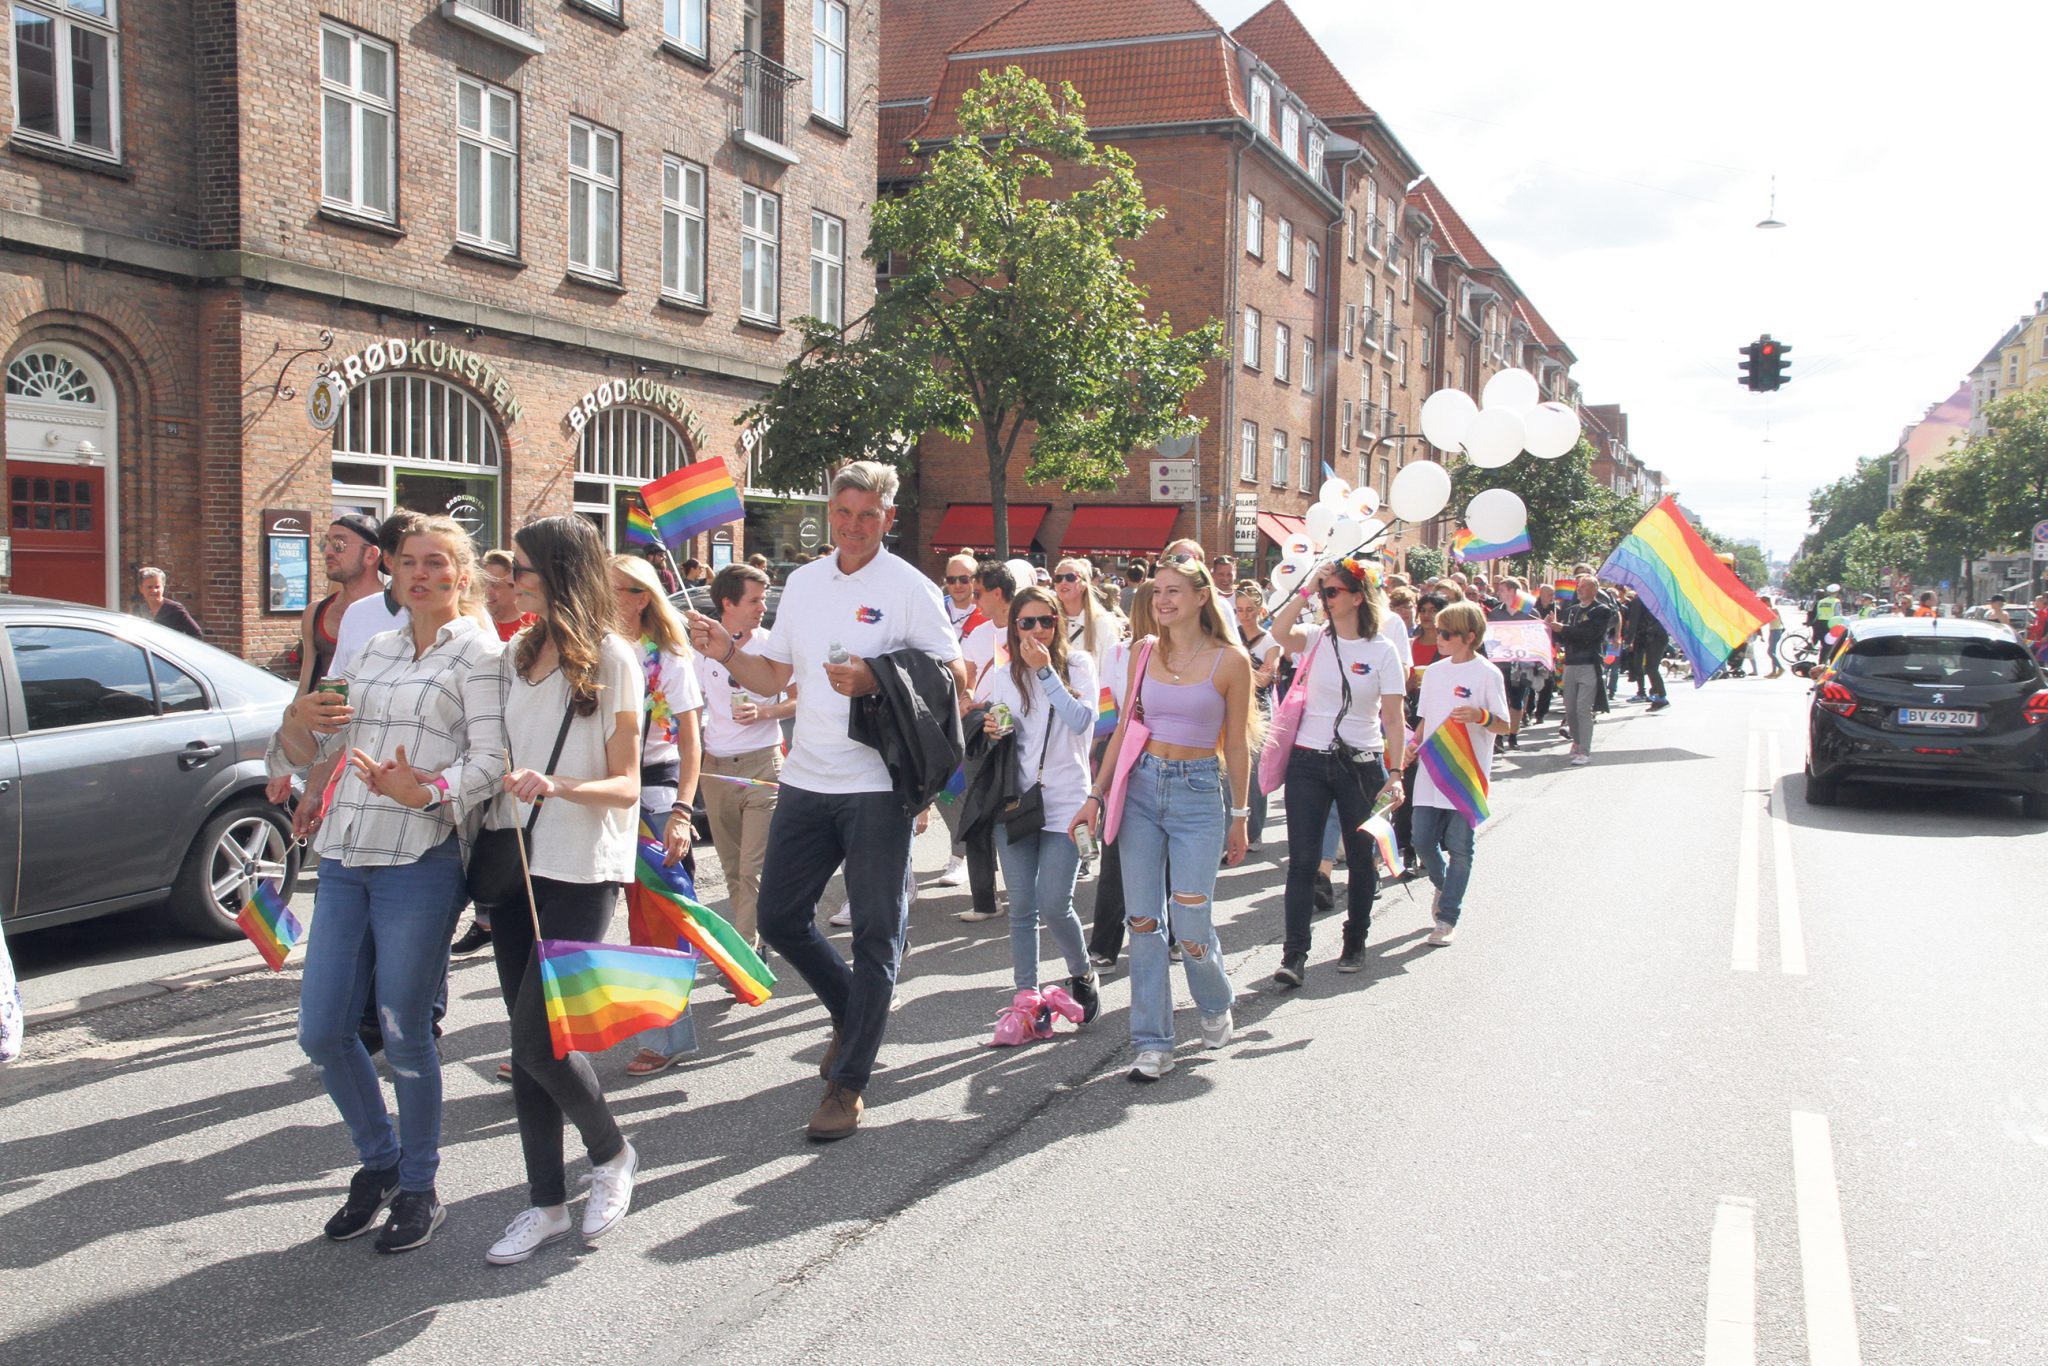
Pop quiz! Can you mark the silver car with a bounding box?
[0,598,301,941]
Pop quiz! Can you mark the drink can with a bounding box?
[1073,822,1095,862]
[991,702,1013,733]
[314,677,349,702]
[730,684,750,712]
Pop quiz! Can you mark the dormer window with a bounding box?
[1280,104,1300,163]
[1249,76,1271,136]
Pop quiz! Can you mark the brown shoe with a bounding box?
[818,1025,843,1080]
[806,1082,862,1142]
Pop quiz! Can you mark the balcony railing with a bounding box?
[730,50,803,163]
[440,0,543,54]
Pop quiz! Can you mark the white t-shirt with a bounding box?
[693,625,786,758]
[332,587,408,680]
[491,634,646,883]
[1293,623,1404,753]
[1413,654,1510,812]
[974,650,1098,835]
[946,595,976,631]
[963,618,1002,683]
[1379,617,1413,678]
[635,637,705,812]
[756,549,962,794]
[1099,638,1134,711]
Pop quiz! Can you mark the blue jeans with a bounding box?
[298,836,467,1192]
[1117,754,1234,1053]
[1283,746,1385,959]
[1411,805,1475,923]
[756,784,913,1091]
[994,824,1088,993]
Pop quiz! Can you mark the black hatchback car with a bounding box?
[1806,618,2048,815]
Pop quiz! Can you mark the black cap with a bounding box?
[331,513,380,547]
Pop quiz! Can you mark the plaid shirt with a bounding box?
[266,616,509,868]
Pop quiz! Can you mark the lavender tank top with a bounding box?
[1140,648,1228,747]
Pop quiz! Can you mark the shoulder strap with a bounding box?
[521,701,577,837]
[1131,637,1156,721]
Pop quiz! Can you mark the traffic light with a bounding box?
[1738,334,1793,392]
[1738,340,1761,391]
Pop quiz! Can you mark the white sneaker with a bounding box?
[1427,918,1457,946]
[486,1205,572,1265]
[1200,1009,1233,1050]
[929,855,967,887]
[1570,753,1591,767]
[828,904,853,927]
[581,1140,638,1240]
[954,907,1001,922]
[1128,1048,1175,1082]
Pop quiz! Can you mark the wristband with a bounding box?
[1478,709,1491,728]
[721,637,739,665]
[1228,805,1250,819]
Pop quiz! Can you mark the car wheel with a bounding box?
[2022,794,2048,821]
[168,798,301,939]
[1804,769,1840,807]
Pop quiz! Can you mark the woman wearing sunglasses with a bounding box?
[1267,557,1408,983]
[974,585,1101,1042]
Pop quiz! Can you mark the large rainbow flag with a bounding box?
[640,458,744,551]
[538,939,695,1058]
[1600,497,1775,688]
[624,501,660,548]
[1417,719,1490,828]
[1451,526,1533,563]
[236,879,302,972]
[632,832,777,1006]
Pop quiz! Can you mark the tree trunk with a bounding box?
[985,421,1010,564]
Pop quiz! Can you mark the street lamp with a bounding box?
[1756,175,1785,230]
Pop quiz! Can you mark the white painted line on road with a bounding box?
[1734,731,1761,972]
[1791,1111,1863,1365]
[1767,735,1807,976]
[1704,1196,1757,1366]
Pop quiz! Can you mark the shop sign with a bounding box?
[563,377,711,449]
[1232,493,1258,555]
[445,494,489,540]
[306,373,344,431]
[798,516,824,549]
[262,508,314,615]
[322,337,524,423]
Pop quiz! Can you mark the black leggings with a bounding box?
[490,879,626,1207]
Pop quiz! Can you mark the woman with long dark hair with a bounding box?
[482,516,646,1266]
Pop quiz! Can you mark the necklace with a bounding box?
[1158,640,1209,680]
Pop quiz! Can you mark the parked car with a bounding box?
[1961,603,2035,636]
[1806,617,2048,815]
[0,598,301,941]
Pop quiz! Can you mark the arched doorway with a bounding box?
[330,371,503,550]
[5,345,118,606]
[573,404,694,553]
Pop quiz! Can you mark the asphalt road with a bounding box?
[2,672,2043,1364]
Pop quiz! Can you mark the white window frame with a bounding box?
[1271,430,1288,487]
[661,156,707,304]
[1344,304,1356,356]
[1361,290,1378,351]
[1303,337,1316,395]
[1274,323,1291,384]
[1280,103,1301,163]
[1395,337,1407,387]
[1299,438,1313,492]
[568,119,620,280]
[1276,219,1293,277]
[1304,240,1319,295]
[1346,208,1357,261]
[1364,181,1380,256]
[455,76,518,255]
[1246,194,1264,258]
[664,0,710,56]
[811,0,848,126]
[1249,76,1271,136]
[1384,287,1397,350]
[11,0,120,160]
[1240,419,1258,481]
[1381,374,1394,435]
[1341,399,1353,451]
[1241,306,1262,370]
[1306,129,1325,178]
[741,186,782,323]
[320,22,396,221]
[809,209,845,329]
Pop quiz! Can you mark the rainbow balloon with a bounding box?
[1417,719,1490,827]
[640,458,744,551]
[1599,496,1775,689]
[236,880,302,972]
[539,939,695,1059]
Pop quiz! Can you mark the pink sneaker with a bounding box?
[991,990,1046,1047]
[1039,983,1085,1026]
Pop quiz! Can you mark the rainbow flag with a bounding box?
[1599,497,1775,689]
[1552,579,1577,605]
[1417,719,1490,827]
[624,501,660,548]
[1452,526,1533,563]
[640,458,744,551]
[1358,813,1400,874]
[633,832,776,1006]
[236,880,302,972]
[1094,687,1118,741]
[539,939,695,1059]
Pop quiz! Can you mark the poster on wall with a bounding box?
[262,509,314,615]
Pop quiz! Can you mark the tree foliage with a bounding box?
[1403,545,1445,582]
[740,67,1226,554]
[1880,388,2048,601]
[1446,440,1648,570]
[1784,455,1893,598]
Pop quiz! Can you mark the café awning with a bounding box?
[1058,505,1182,554]
[928,503,1050,555]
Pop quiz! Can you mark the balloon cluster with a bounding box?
[1268,476,1386,597]
[1414,368,1583,547]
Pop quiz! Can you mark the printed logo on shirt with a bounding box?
[855,606,884,624]
[1454,685,1474,699]
[1349,661,1373,675]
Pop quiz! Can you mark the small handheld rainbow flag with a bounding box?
[624,501,660,548]
[1599,497,1776,689]
[1417,719,1490,827]
[704,773,780,791]
[1094,687,1118,741]
[1357,813,1400,874]
[633,831,776,1006]
[236,879,303,972]
[1452,526,1533,563]
[1552,579,1578,605]
[539,939,696,1059]
[640,458,744,551]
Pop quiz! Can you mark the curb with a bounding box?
[24,953,288,1029]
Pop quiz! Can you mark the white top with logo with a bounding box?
[1292,623,1404,753]
[693,625,786,757]
[1413,654,1510,812]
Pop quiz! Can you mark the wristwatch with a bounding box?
[1036,665,1054,679]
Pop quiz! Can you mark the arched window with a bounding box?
[574,405,693,551]
[6,348,102,405]
[331,373,502,548]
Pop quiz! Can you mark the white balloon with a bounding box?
[1463,407,1526,469]
[1318,477,1352,507]
[1345,485,1381,519]
[1330,515,1367,553]
[1419,388,1479,454]
[1481,367,1541,416]
[1465,488,1528,544]
[1305,502,1338,544]
[1282,533,1315,560]
[1270,561,1304,593]
[1388,460,1453,523]
[1524,400,1582,459]
[1281,550,1316,576]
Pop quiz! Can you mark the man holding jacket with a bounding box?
[1552,570,1618,766]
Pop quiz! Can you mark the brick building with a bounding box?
[1,0,876,662]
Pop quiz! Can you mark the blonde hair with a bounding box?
[1436,600,1489,644]
[1056,556,1125,661]
[1152,552,1234,650]
[1128,581,1159,640]
[400,517,485,620]
[609,554,690,657]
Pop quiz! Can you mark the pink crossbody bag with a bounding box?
[1100,637,1155,844]
[1257,631,1325,795]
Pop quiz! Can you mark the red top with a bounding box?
[495,612,539,642]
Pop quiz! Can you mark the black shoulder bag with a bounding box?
[465,697,577,908]
[1000,692,1058,842]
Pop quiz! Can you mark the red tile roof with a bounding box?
[878,101,928,178]
[1514,297,1566,352]
[1406,176,1498,271]
[915,30,1245,142]
[1230,0,1372,122]
[951,0,1223,55]
[881,0,1022,101]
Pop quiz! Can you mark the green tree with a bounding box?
[1693,524,1771,590]
[1446,440,1648,570]
[741,67,1226,554]
[1785,454,1893,596]
[1404,545,1445,581]
[1881,393,2048,602]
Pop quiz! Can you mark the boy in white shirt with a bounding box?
[1411,601,1511,945]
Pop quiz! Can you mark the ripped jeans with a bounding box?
[1116,754,1234,1054]
[298,836,467,1192]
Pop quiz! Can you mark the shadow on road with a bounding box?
[1775,772,2045,837]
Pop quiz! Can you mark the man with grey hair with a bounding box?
[687,461,967,1142]
[137,566,203,638]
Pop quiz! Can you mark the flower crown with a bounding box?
[1334,556,1382,590]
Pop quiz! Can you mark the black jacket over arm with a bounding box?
[850,648,966,816]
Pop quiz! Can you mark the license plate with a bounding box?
[1898,707,1979,728]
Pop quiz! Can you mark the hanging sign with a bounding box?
[306,373,344,431]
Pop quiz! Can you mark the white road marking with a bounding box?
[1791,1111,1863,1365]
[1734,731,1760,972]
[1768,735,1807,975]
[1704,1196,1757,1365]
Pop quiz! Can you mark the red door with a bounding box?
[10,463,107,605]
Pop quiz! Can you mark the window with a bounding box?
[1306,130,1324,178]
[1240,420,1258,481]
[1344,304,1356,356]
[320,23,395,220]
[1299,439,1313,492]
[152,654,207,714]
[1363,180,1379,254]
[1420,242,1434,282]
[1361,290,1377,350]
[1384,287,1396,350]
[662,157,707,303]
[1399,244,1412,303]
[809,210,844,328]
[811,0,847,125]
[1280,104,1300,162]
[1246,195,1263,257]
[456,76,518,254]
[1241,306,1262,369]
[1275,323,1291,383]
[577,407,697,551]
[1346,208,1357,261]
[1271,430,1287,486]
[1303,338,1316,395]
[1421,326,1434,374]
[12,0,119,158]
[9,626,157,729]
[1249,76,1271,135]
[2009,354,2020,385]
[741,186,781,321]
[568,119,619,279]
[1395,337,1407,387]
[1341,399,1353,450]
[664,0,709,55]
[1277,219,1293,277]
[1381,374,1393,435]
[1304,241,1319,295]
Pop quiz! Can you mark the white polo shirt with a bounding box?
[756,549,961,794]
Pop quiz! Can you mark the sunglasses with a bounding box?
[1319,586,1349,601]
[1052,572,1081,584]
[1014,614,1058,631]
[1435,627,1468,639]
[945,574,973,585]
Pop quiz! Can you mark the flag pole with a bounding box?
[504,749,543,944]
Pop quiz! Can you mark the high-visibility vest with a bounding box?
[1816,595,1841,625]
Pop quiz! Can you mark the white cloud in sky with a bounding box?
[1205,0,2048,557]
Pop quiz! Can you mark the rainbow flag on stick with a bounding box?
[539,939,695,1059]
[641,458,744,551]
[1452,526,1533,563]
[1093,687,1118,741]
[633,833,777,1006]
[624,501,660,548]
[1599,496,1775,689]
[236,880,302,972]
[1357,813,1400,874]
[1552,579,1577,605]
[1417,719,1491,828]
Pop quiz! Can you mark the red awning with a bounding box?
[1059,504,1183,554]
[1257,512,1306,544]
[928,503,1051,555]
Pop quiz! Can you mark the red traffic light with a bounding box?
[1761,343,1776,356]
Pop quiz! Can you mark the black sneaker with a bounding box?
[324,1164,399,1241]
[1273,955,1306,987]
[374,1189,445,1254]
[450,921,493,954]
[1336,945,1365,974]
[1067,972,1101,1024]
[1312,873,1335,915]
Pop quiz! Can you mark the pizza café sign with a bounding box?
[323,338,524,422]
[563,377,710,448]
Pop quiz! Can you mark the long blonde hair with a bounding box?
[1057,556,1125,662]
[1150,550,1265,750]
[610,553,690,657]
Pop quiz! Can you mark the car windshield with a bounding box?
[1839,635,2036,686]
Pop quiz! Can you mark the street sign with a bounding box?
[1150,459,1196,503]
[1232,493,1258,555]
[2033,520,2048,543]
